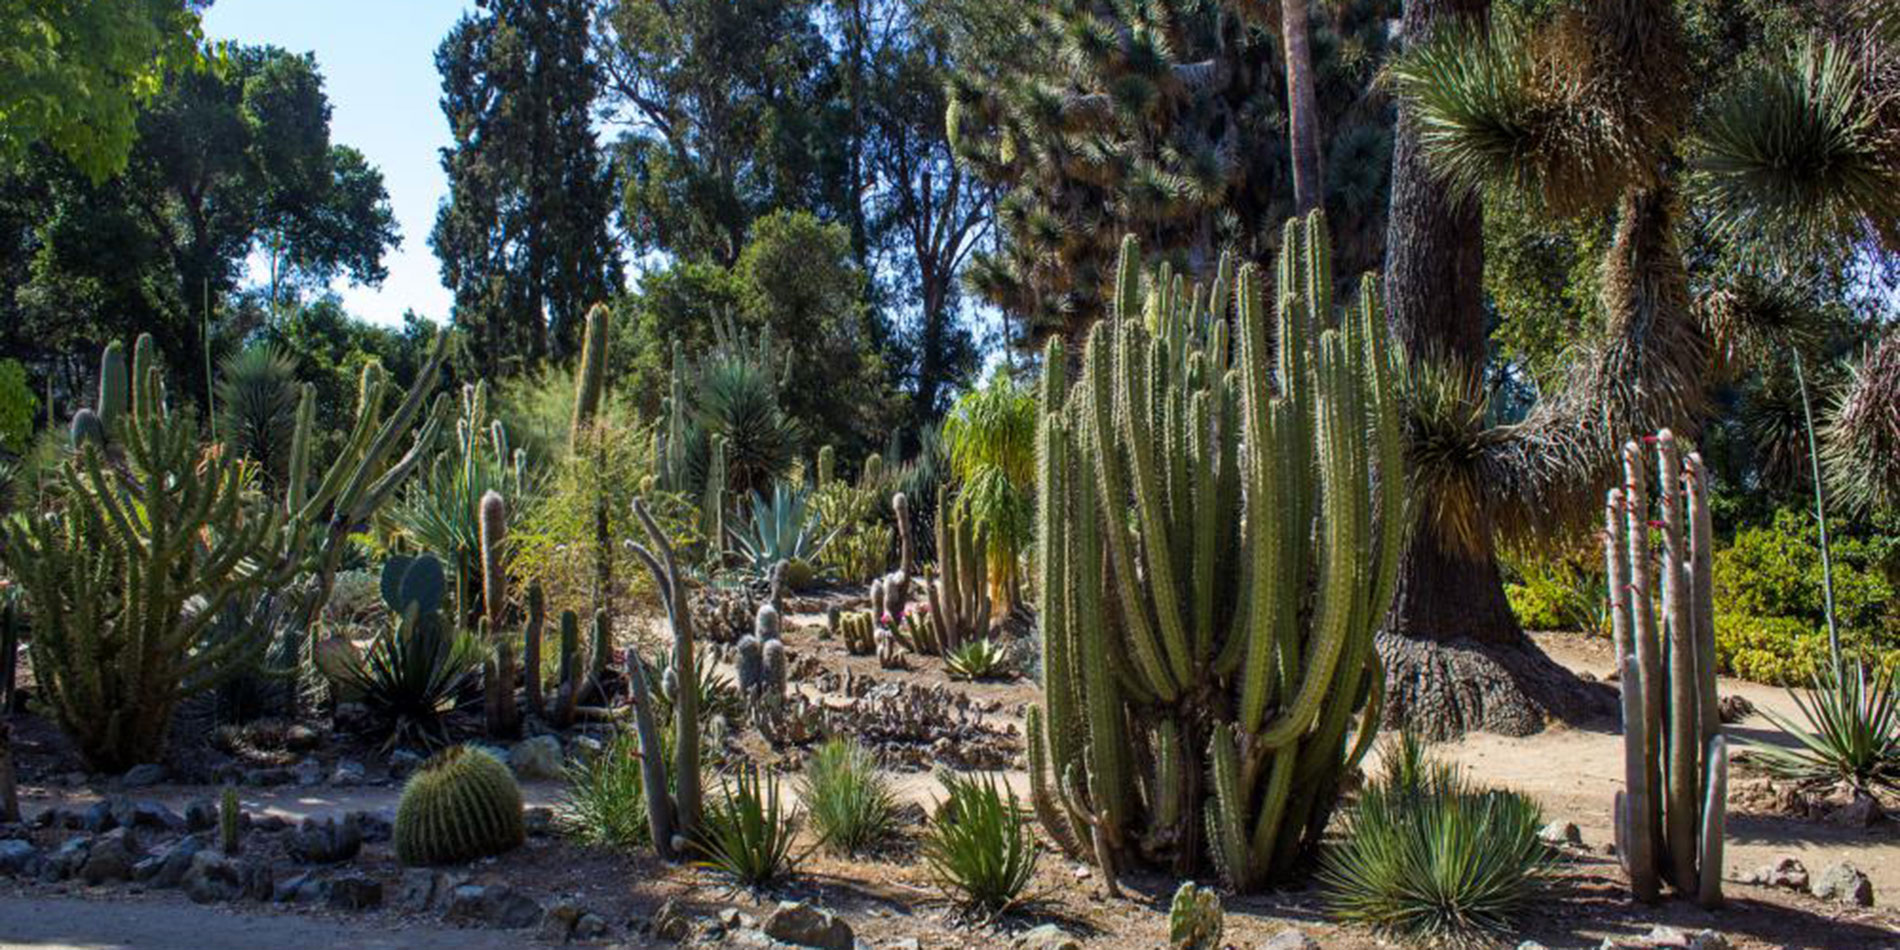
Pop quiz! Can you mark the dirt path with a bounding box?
[0,896,549,950]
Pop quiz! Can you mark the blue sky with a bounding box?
[204,1,475,326]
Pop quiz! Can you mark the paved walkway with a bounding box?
[0,897,554,950]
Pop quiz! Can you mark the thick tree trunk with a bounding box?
[1281,0,1323,214]
[1377,0,1614,739]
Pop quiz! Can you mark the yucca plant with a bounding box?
[729,481,835,584]
[1750,661,1900,794]
[944,638,1013,681]
[559,728,655,850]
[941,369,1037,609]
[315,555,485,748]
[801,738,898,856]
[214,344,301,491]
[1321,734,1551,947]
[921,772,1038,917]
[696,764,803,887]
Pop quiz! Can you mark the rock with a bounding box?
[388,748,425,778]
[575,913,610,940]
[1716,694,1754,724]
[1538,820,1583,847]
[1262,930,1320,950]
[651,898,693,941]
[327,872,384,910]
[79,801,117,833]
[1814,861,1875,906]
[1014,924,1082,950]
[80,827,140,884]
[184,850,245,903]
[1746,856,1808,891]
[762,901,854,950]
[283,723,323,751]
[287,814,363,864]
[350,809,394,843]
[139,835,202,888]
[331,759,367,787]
[47,837,91,879]
[446,884,544,929]
[293,758,325,787]
[509,736,565,780]
[253,813,289,833]
[273,871,326,904]
[397,868,445,912]
[120,799,185,832]
[0,839,42,876]
[885,940,922,950]
[121,763,166,788]
[524,806,556,837]
[1600,927,1731,950]
[541,901,586,942]
[183,798,218,832]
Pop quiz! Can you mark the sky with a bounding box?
[204,1,475,326]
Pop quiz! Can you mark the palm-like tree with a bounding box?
[1379,0,1900,737]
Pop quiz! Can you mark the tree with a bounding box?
[1379,0,1900,736]
[1274,0,1324,213]
[0,0,212,181]
[942,0,1394,350]
[0,46,399,415]
[434,0,622,377]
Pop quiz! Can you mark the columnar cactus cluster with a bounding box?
[1029,213,1404,891]
[839,610,878,656]
[924,486,990,655]
[625,499,707,860]
[479,490,520,736]
[1605,430,1727,908]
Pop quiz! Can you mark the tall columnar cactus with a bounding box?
[544,608,585,728]
[570,303,611,454]
[703,433,729,556]
[522,584,547,718]
[816,444,836,487]
[924,486,990,655]
[625,498,705,861]
[478,490,519,736]
[219,786,241,855]
[1028,214,1404,892]
[1605,430,1727,908]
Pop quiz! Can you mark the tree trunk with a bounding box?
[1377,0,1615,739]
[1281,0,1323,214]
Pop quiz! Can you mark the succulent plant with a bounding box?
[625,498,707,861]
[840,611,877,656]
[394,745,526,866]
[220,786,241,855]
[1169,882,1223,950]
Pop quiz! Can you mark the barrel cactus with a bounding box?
[394,745,526,865]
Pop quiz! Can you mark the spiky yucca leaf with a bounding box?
[801,738,898,856]
[1824,329,1900,514]
[945,638,1015,681]
[1749,660,1900,794]
[559,728,655,850]
[214,345,300,489]
[921,772,1039,916]
[696,765,803,887]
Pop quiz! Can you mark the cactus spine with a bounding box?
[1607,430,1726,907]
[924,486,990,655]
[1027,214,1403,892]
[626,498,705,860]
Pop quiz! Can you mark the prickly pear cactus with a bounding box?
[1168,882,1223,950]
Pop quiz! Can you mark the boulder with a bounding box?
[79,801,116,833]
[184,850,245,903]
[1538,820,1583,847]
[121,763,166,788]
[331,759,368,787]
[1014,924,1082,950]
[327,872,384,910]
[79,827,140,884]
[762,901,855,950]
[46,837,91,879]
[1814,861,1875,907]
[273,871,327,904]
[508,736,565,780]
[0,839,41,877]
[287,814,363,864]
[397,868,447,912]
[117,799,185,833]
[136,834,202,888]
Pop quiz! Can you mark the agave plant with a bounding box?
[315,555,485,748]
[944,638,1013,681]
[1750,661,1900,794]
[696,764,802,887]
[921,772,1038,917]
[729,481,835,583]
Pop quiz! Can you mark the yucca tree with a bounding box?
[1379,0,1900,737]
[941,0,1395,349]
[214,345,301,492]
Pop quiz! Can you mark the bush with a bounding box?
[801,739,898,856]
[559,729,653,850]
[1500,540,1606,634]
[1321,733,1550,946]
[697,765,802,886]
[921,772,1038,916]
[394,745,526,865]
[1712,509,1899,684]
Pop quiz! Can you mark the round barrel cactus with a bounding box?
[394,745,526,865]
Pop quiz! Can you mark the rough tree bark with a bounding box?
[1377,0,1615,739]
[1281,0,1323,214]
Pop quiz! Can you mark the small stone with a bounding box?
[80,827,140,884]
[1602,927,1732,950]
[183,798,218,832]
[886,940,922,950]
[1746,856,1808,891]
[574,913,610,939]
[652,898,693,941]
[145,835,202,888]
[293,758,325,787]
[397,868,443,912]
[388,748,425,778]
[350,809,394,843]
[508,736,565,780]
[1814,861,1875,906]
[327,872,384,910]
[1717,694,1754,724]
[121,763,166,788]
[1013,924,1083,950]
[446,884,543,929]
[47,837,91,879]
[1538,820,1583,847]
[762,901,854,950]
[287,814,363,864]
[1261,929,1320,950]
[541,900,586,942]
[331,759,367,787]
[0,839,42,876]
[121,799,185,832]
[274,871,324,904]
[79,801,116,833]
[524,806,556,837]
[1517,943,1551,950]
[183,850,244,903]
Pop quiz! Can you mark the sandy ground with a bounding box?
[4,627,1898,949]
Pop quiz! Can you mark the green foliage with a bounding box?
[559,728,654,851]
[731,482,832,584]
[0,0,213,179]
[1168,882,1223,950]
[214,345,301,490]
[1749,661,1900,794]
[315,555,484,748]
[921,772,1038,916]
[0,359,37,455]
[1321,735,1550,946]
[1712,508,1898,684]
[801,739,898,857]
[1825,328,1900,515]
[696,765,801,887]
[942,368,1036,602]
[1501,540,1608,635]
[394,745,527,866]
[944,639,1012,681]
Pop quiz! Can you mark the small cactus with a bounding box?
[220,786,242,855]
[840,611,877,656]
[1169,882,1223,950]
[394,745,525,866]
[737,636,767,695]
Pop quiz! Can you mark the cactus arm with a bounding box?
[1656,431,1700,897]
[1685,453,1721,752]
[1026,706,1085,857]
[1697,735,1727,908]
[523,585,545,717]
[1115,320,1195,686]
[1618,654,1660,900]
[628,498,701,849]
[625,648,679,859]
[1621,440,1665,867]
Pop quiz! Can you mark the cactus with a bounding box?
[1169,882,1223,950]
[924,486,990,654]
[626,498,707,860]
[478,490,519,737]
[840,611,877,656]
[736,602,787,698]
[704,433,729,556]
[592,607,612,679]
[1606,430,1727,908]
[816,444,836,487]
[68,408,104,450]
[523,584,547,717]
[393,745,525,866]
[570,302,611,453]
[1027,214,1404,892]
[219,786,241,855]
[97,339,127,430]
[874,627,906,670]
[862,452,884,488]
[479,490,508,626]
[545,608,585,728]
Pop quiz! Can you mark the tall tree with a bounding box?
[434,0,622,377]
[1273,0,1324,213]
[0,46,398,412]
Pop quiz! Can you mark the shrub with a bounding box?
[394,745,526,865]
[1321,733,1550,946]
[314,555,484,748]
[1712,509,1899,684]
[697,765,802,886]
[921,772,1038,916]
[1500,538,1607,634]
[801,739,898,856]
[1749,660,1900,793]
[559,729,654,850]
